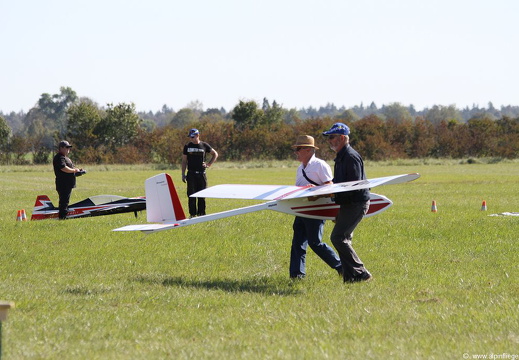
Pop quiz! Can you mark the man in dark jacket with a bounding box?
[322,123,372,282]
[53,140,83,219]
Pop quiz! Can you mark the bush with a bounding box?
[33,147,51,164]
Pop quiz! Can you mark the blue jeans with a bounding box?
[290,217,342,278]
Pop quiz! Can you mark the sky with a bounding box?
[1,0,518,114]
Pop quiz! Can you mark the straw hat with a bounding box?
[292,135,319,149]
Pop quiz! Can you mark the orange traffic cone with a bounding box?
[21,209,27,221]
[481,200,487,211]
[431,200,438,212]
[16,210,22,221]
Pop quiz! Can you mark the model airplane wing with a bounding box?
[192,173,420,200]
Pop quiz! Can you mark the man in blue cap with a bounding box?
[181,129,218,217]
[322,123,372,282]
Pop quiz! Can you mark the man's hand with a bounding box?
[182,174,187,183]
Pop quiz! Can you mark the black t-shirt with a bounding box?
[183,141,213,172]
[53,153,76,189]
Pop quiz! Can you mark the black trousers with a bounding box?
[57,187,73,219]
[186,172,207,216]
[330,200,370,281]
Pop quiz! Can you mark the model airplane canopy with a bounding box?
[113,173,420,234]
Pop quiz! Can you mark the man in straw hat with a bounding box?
[322,123,372,282]
[289,135,342,279]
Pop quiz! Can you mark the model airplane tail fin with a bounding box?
[145,173,186,223]
[31,195,56,220]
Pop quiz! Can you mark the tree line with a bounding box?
[1,87,518,165]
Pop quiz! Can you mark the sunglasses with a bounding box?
[328,135,339,140]
[294,147,309,152]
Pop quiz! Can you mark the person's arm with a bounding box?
[60,165,79,174]
[206,149,218,168]
[181,154,188,182]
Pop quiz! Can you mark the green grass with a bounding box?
[1,161,518,359]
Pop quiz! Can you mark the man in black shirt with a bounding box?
[181,129,218,217]
[322,123,372,282]
[53,140,83,219]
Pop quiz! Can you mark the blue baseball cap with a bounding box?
[322,123,350,136]
[188,128,199,137]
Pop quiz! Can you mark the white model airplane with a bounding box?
[113,172,420,234]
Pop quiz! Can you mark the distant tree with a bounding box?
[36,86,78,138]
[0,115,12,163]
[262,97,270,112]
[22,87,78,150]
[170,108,198,127]
[409,104,417,116]
[231,100,264,130]
[336,109,360,123]
[425,105,463,125]
[283,108,301,125]
[318,103,338,117]
[409,116,435,157]
[432,119,471,157]
[66,100,102,150]
[152,105,175,127]
[0,115,11,147]
[23,107,53,149]
[1,111,25,134]
[94,103,141,150]
[186,100,204,113]
[385,118,414,158]
[263,100,284,128]
[140,119,156,132]
[9,134,30,164]
[152,126,185,165]
[494,116,519,158]
[350,114,392,160]
[381,102,413,124]
[499,105,519,118]
[200,109,226,123]
[467,115,498,157]
[202,108,224,117]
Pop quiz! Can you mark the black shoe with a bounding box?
[335,266,343,277]
[346,271,373,283]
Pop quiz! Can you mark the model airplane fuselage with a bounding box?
[31,194,146,220]
[113,172,420,234]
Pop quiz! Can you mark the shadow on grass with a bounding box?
[133,274,303,296]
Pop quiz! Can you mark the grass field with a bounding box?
[1,160,518,359]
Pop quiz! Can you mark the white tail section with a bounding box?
[145,173,186,223]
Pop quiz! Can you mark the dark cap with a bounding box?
[58,140,72,148]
